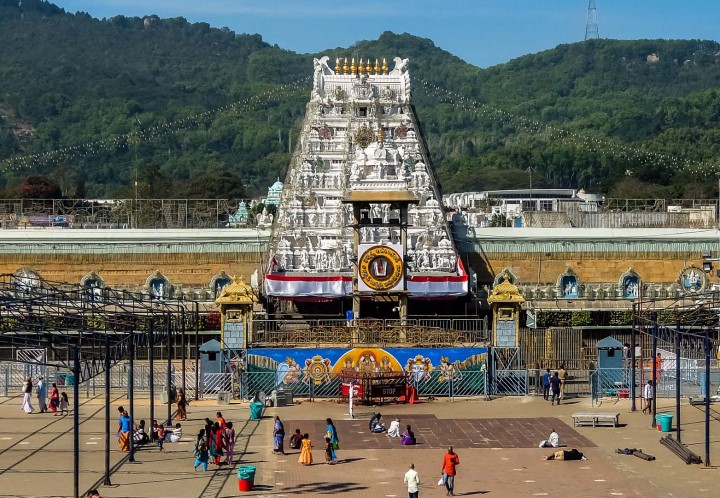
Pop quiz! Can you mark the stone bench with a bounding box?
[572,412,620,428]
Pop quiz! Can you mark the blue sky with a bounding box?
[52,1,720,68]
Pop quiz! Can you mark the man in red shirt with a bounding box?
[441,446,460,496]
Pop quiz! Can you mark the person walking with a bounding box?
[441,446,460,496]
[224,421,236,465]
[49,383,60,415]
[404,462,420,498]
[21,377,34,414]
[59,392,69,415]
[298,433,313,465]
[36,376,47,413]
[558,364,568,400]
[542,369,551,401]
[193,441,209,472]
[176,388,187,421]
[550,372,562,405]
[273,416,286,455]
[117,409,132,451]
[643,379,654,414]
[325,418,339,463]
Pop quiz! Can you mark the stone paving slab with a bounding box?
[284,416,594,449]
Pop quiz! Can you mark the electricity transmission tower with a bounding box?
[585,0,599,40]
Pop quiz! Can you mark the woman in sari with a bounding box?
[176,389,187,421]
[273,416,286,455]
[209,422,224,464]
[298,433,312,465]
[49,383,59,415]
[325,418,338,463]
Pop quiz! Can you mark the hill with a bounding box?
[2,0,720,199]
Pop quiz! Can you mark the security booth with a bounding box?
[596,336,626,396]
[199,339,223,392]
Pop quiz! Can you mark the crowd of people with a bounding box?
[20,375,69,416]
[370,413,417,445]
[192,411,237,470]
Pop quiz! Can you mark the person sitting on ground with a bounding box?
[401,425,416,445]
[542,448,586,461]
[167,423,182,442]
[369,412,386,433]
[289,429,304,450]
[539,429,561,448]
[151,419,159,442]
[133,419,149,445]
[387,418,401,438]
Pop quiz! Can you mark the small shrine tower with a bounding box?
[214,276,257,350]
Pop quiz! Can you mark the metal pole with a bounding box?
[675,321,682,443]
[166,313,172,426]
[128,329,135,463]
[181,308,186,394]
[104,336,111,486]
[631,303,637,412]
[195,302,200,401]
[704,327,711,467]
[73,346,80,498]
[651,313,658,428]
[149,319,155,446]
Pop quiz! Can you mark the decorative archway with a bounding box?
[14,267,42,291]
[81,270,105,289]
[493,268,518,286]
[210,270,232,299]
[677,265,707,293]
[145,270,170,301]
[618,267,641,299]
[556,268,579,299]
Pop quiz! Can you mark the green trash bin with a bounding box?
[656,414,673,432]
[238,465,256,481]
[249,401,264,420]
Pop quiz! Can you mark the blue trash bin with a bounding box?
[656,413,673,432]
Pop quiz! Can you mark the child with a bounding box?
[324,437,335,465]
[289,429,304,449]
[224,422,236,465]
[60,392,69,415]
[194,442,209,472]
[151,420,159,442]
[157,424,166,452]
[168,423,182,443]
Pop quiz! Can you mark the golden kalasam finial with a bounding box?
[343,57,349,74]
[358,58,364,75]
[382,58,389,75]
[377,128,384,142]
[366,59,373,74]
[374,59,380,74]
[335,57,341,73]
[351,58,357,75]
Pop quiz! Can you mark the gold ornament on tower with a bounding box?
[343,57,349,74]
[366,60,373,74]
[351,58,357,75]
[335,58,341,73]
[354,126,375,148]
[377,128,384,143]
[382,58,389,74]
[358,58,364,75]
[374,59,381,74]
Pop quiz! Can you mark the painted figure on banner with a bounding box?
[406,355,432,383]
[438,357,462,383]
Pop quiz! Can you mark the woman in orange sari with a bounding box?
[176,389,187,421]
[298,433,312,465]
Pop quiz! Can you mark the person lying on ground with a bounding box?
[542,449,586,461]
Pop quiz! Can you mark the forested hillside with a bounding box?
[2,0,720,199]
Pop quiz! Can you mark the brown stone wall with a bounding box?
[0,252,263,287]
[465,251,708,286]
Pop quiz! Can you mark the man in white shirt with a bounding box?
[403,462,420,498]
[387,418,401,438]
[643,380,654,414]
[539,429,561,448]
[167,423,182,442]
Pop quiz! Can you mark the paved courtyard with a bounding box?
[0,393,718,497]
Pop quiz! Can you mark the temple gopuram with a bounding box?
[264,56,467,319]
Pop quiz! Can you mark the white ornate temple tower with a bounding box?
[263,56,466,313]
